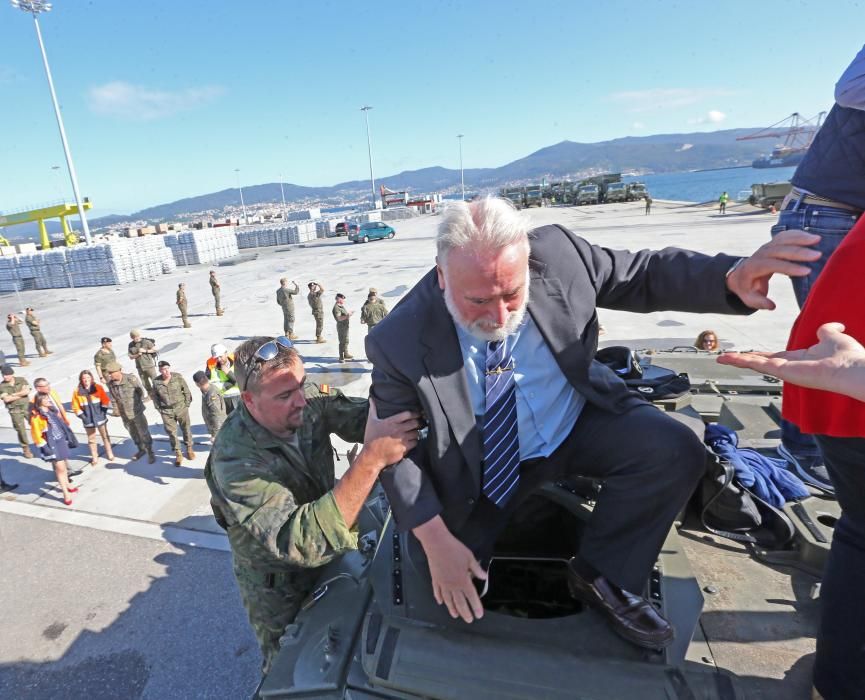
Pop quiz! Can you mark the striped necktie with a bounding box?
[482,339,520,507]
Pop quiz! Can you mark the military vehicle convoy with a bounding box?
[749,181,793,210]
[258,351,836,699]
[500,175,650,208]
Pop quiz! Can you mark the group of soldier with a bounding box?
[5,307,52,366]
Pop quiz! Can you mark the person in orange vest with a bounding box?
[71,369,115,465]
[206,343,240,413]
[30,391,79,505]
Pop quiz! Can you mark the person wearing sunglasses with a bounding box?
[205,335,421,675]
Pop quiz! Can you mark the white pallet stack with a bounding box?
[0,257,21,292]
[165,227,238,265]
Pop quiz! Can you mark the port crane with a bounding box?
[0,198,90,248]
[736,112,826,168]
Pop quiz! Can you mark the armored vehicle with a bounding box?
[576,184,600,205]
[258,350,836,699]
[524,184,544,208]
[604,182,629,203]
[501,187,526,209]
[628,183,648,200]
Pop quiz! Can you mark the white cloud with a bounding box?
[688,109,728,125]
[607,88,736,113]
[631,121,646,130]
[87,81,226,120]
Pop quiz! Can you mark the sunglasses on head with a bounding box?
[241,336,294,389]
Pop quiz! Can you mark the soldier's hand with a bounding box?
[346,443,359,466]
[362,398,421,470]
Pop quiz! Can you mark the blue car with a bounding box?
[349,221,396,243]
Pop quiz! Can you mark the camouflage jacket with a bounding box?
[205,382,368,578]
[108,372,147,419]
[307,289,324,315]
[176,289,187,307]
[153,373,192,412]
[201,384,227,435]
[0,376,31,415]
[210,276,220,294]
[25,313,41,332]
[6,320,22,338]
[276,283,299,309]
[332,303,350,324]
[94,347,117,377]
[128,338,158,371]
[360,299,389,326]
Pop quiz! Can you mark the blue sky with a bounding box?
[1,0,862,216]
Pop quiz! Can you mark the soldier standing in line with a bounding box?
[0,364,33,459]
[93,337,116,383]
[276,278,300,340]
[332,293,354,362]
[307,281,325,343]
[645,195,653,215]
[105,360,154,463]
[204,335,419,674]
[360,288,389,333]
[177,282,191,328]
[24,307,52,357]
[128,330,158,399]
[152,360,194,467]
[210,270,224,316]
[193,370,227,440]
[6,313,30,367]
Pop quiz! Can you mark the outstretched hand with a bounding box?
[717,323,865,402]
[725,229,822,310]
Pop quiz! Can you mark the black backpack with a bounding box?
[595,346,691,401]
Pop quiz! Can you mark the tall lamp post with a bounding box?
[457,134,465,201]
[12,0,92,245]
[360,105,377,210]
[279,173,288,221]
[234,168,248,225]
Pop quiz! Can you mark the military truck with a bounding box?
[547,181,573,205]
[524,184,544,208]
[748,181,792,209]
[501,187,525,209]
[575,184,601,205]
[605,182,629,203]
[257,349,836,699]
[627,183,648,201]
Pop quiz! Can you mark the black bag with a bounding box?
[595,346,691,401]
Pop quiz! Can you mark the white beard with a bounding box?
[443,281,529,343]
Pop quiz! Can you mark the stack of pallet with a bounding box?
[0,257,21,292]
[164,227,238,266]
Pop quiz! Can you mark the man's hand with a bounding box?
[346,443,359,466]
[726,229,822,310]
[360,398,421,471]
[415,516,487,623]
[718,322,865,402]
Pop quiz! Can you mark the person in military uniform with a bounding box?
[276,278,300,340]
[193,370,226,439]
[0,365,33,458]
[153,360,194,466]
[360,288,389,333]
[177,282,191,328]
[6,313,30,367]
[93,337,116,383]
[210,270,224,316]
[106,360,154,463]
[128,329,158,398]
[332,293,354,362]
[204,335,420,674]
[24,307,52,357]
[307,281,325,343]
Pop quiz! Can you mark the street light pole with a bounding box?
[234,168,248,225]
[360,106,376,210]
[457,134,465,201]
[12,0,92,245]
[279,173,288,221]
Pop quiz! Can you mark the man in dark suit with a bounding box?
[365,197,820,649]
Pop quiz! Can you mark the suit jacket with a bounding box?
[365,223,750,534]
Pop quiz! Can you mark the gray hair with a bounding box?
[436,196,530,265]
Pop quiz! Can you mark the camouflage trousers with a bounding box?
[178,303,190,328]
[313,312,324,338]
[9,411,29,447]
[138,367,158,396]
[336,321,350,359]
[281,308,295,335]
[121,412,152,452]
[232,561,316,674]
[12,337,25,363]
[160,407,193,452]
[213,291,221,313]
[30,331,49,355]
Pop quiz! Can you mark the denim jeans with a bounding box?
[812,436,865,699]
[771,201,860,457]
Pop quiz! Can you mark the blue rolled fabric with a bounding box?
[704,423,810,508]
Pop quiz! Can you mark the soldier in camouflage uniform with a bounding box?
[153,360,195,466]
[210,270,224,316]
[276,278,300,339]
[0,365,33,458]
[332,293,354,362]
[193,370,226,439]
[360,288,389,333]
[204,335,419,674]
[93,337,116,383]
[24,308,52,357]
[6,313,29,367]
[106,361,154,463]
[128,329,158,398]
[307,281,325,343]
[176,282,191,328]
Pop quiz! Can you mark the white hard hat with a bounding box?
[210,343,228,357]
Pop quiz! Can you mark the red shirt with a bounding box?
[782,216,865,437]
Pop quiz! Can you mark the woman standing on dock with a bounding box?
[71,370,115,465]
[30,393,79,505]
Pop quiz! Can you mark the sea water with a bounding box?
[623,166,798,204]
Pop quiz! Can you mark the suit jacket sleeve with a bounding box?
[366,332,444,531]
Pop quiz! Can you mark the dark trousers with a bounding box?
[459,402,706,595]
[813,435,865,699]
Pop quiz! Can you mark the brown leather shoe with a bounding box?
[566,559,674,649]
